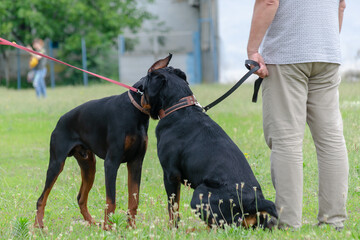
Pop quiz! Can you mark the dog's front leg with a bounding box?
[164,175,181,228]
[126,158,143,228]
[104,158,121,230]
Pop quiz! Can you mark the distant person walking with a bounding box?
[29,38,47,98]
[247,0,348,230]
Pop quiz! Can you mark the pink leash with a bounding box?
[0,37,140,94]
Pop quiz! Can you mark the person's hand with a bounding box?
[247,52,268,78]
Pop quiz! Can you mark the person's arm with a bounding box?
[339,0,346,33]
[247,0,279,78]
[26,45,42,59]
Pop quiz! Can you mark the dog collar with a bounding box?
[128,91,150,115]
[158,95,200,119]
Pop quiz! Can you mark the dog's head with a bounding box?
[131,54,173,115]
[142,54,193,119]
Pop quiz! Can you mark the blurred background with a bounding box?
[0,0,359,89]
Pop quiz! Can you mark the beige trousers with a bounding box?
[262,63,349,228]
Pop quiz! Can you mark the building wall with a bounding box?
[120,0,219,84]
[141,0,200,32]
[120,0,201,84]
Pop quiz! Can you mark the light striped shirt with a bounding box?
[261,0,341,64]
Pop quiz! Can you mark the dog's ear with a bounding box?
[147,72,166,97]
[146,72,167,119]
[148,53,172,73]
[173,68,188,85]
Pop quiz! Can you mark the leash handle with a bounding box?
[245,59,264,102]
[202,60,261,112]
[252,77,263,103]
[0,37,140,94]
[245,59,259,71]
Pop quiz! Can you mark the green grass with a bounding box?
[0,82,359,239]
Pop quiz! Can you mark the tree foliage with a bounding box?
[0,0,154,85]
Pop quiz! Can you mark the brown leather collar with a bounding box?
[128,91,150,115]
[159,95,199,119]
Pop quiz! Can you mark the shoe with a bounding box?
[266,218,277,230]
[266,218,295,231]
[315,222,344,232]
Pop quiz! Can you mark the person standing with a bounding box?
[247,0,348,230]
[30,38,47,98]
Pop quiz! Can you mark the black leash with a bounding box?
[202,60,263,112]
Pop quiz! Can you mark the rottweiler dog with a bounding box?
[142,56,278,228]
[34,56,171,229]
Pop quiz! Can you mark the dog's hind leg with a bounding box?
[74,146,96,225]
[35,140,67,228]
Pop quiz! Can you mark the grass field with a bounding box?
[0,81,359,239]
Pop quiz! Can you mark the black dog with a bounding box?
[34,56,171,229]
[142,56,278,228]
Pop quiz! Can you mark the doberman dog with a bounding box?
[34,56,172,229]
[141,55,278,228]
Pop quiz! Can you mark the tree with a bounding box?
[0,0,154,86]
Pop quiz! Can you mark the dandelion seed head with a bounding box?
[173,202,179,211]
[199,193,203,200]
